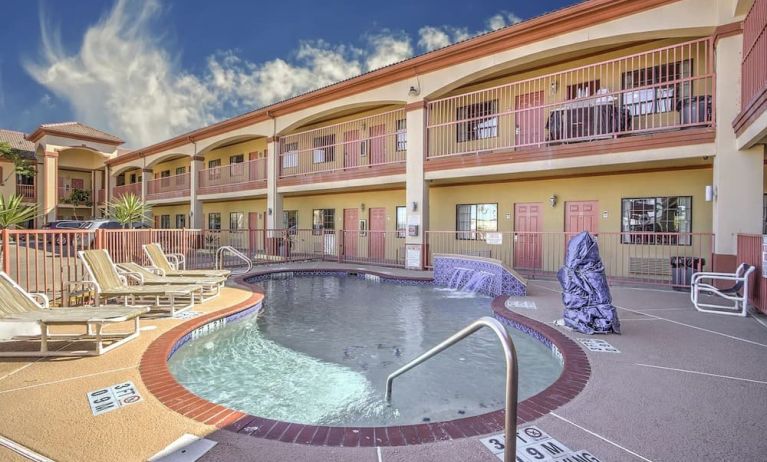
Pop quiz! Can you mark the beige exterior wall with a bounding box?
[203,139,267,168]
[283,190,406,232]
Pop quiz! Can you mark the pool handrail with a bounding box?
[384,315,518,462]
[215,245,253,274]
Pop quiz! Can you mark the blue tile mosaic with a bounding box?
[432,255,526,297]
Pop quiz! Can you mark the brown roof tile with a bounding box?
[28,121,124,144]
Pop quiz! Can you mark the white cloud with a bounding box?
[417,10,523,52]
[25,0,522,147]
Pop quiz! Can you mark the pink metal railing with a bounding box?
[339,230,406,267]
[279,108,407,178]
[736,234,767,314]
[113,182,141,199]
[427,38,715,158]
[425,231,714,287]
[198,157,267,195]
[146,172,191,201]
[16,184,36,201]
[742,0,767,113]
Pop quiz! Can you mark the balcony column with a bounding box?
[712,34,764,272]
[141,168,151,202]
[266,137,283,230]
[190,156,204,229]
[404,101,429,270]
[39,149,58,224]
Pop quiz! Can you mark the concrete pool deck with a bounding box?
[0,265,766,461]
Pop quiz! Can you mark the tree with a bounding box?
[0,141,37,180]
[107,193,151,228]
[0,194,38,229]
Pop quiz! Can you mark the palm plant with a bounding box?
[0,194,38,229]
[0,142,37,179]
[107,193,151,228]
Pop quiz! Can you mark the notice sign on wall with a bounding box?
[406,244,422,269]
[87,381,143,416]
[485,232,503,245]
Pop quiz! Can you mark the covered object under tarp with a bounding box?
[556,231,621,334]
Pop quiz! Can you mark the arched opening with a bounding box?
[198,135,268,196]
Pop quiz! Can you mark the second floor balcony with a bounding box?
[146,172,190,201]
[16,184,35,202]
[426,38,714,162]
[198,157,267,196]
[278,108,407,184]
[113,182,141,199]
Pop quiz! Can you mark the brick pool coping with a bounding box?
[138,269,590,448]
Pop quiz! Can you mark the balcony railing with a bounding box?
[112,183,141,199]
[279,108,407,179]
[198,157,267,195]
[146,173,191,201]
[16,184,35,202]
[427,38,714,159]
[741,0,767,113]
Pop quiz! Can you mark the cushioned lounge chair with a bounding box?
[116,262,222,301]
[143,243,231,279]
[0,272,149,357]
[79,249,203,316]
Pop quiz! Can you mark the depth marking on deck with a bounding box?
[578,339,620,353]
[635,363,767,385]
[479,425,602,461]
[173,311,203,320]
[550,413,653,462]
[505,298,537,310]
[87,381,143,416]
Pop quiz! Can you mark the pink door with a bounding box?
[369,124,385,166]
[248,212,259,253]
[344,130,360,169]
[343,208,359,259]
[514,203,542,269]
[368,207,386,261]
[515,91,545,147]
[565,201,599,247]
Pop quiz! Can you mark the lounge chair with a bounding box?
[691,263,755,317]
[79,249,203,316]
[143,243,231,279]
[116,262,222,301]
[0,272,149,357]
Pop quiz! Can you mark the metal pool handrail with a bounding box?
[384,316,518,462]
[215,246,253,274]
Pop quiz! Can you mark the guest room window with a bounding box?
[456,203,498,240]
[621,196,692,245]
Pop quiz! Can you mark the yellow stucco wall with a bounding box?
[203,139,267,169]
[283,189,406,231]
[202,199,267,230]
[151,157,190,177]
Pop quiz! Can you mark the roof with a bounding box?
[26,122,124,145]
[0,129,36,160]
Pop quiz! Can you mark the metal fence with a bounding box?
[736,234,767,315]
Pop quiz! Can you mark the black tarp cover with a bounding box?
[556,231,621,334]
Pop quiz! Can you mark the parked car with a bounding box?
[43,220,123,246]
[42,220,87,245]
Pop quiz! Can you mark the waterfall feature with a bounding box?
[447,267,495,293]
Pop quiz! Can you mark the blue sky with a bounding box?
[0,0,578,147]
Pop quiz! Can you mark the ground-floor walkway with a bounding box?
[0,267,766,461]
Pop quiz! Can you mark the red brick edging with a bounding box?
[139,272,590,447]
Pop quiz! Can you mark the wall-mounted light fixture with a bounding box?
[361,203,366,211]
[411,201,418,212]
[268,208,273,215]
[408,85,420,97]
[549,194,558,207]
[705,185,715,202]
[550,81,559,95]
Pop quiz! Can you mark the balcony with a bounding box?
[278,108,407,185]
[146,172,190,201]
[57,186,93,207]
[426,38,714,164]
[735,0,767,134]
[112,182,141,199]
[198,157,267,196]
[16,184,35,202]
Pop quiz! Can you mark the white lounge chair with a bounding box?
[691,263,755,317]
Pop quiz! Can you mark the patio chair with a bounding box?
[0,272,149,357]
[116,262,222,301]
[690,263,755,317]
[143,243,231,279]
[79,249,203,316]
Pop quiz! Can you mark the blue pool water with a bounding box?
[168,275,562,426]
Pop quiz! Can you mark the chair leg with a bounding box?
[40,323,48,354]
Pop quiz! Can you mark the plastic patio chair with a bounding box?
[690,263,755,317]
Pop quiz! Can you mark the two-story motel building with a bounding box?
[4,0,767,277]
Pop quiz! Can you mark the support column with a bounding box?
[405,101,429,269]
[190,156,203,229]
[40,149,58,224]
[141,169,151,202]
[712,34,764,272]
[266,137,284,255]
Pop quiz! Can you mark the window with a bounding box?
[229,212,244,231]
[396,206,407,238]
[129,173,137,184]
[207,159,221,180]
[312,135,336,163]
[208,212,221,230]
[160,215,170,229]
[312,209,335,235]
[175,167,186,185]
[175,214,186,229]
[567,80,601,100]
[395,119,407,151]
[456,100,498,142]
[621,196,692,245]
[116,174,126,187]
[160,170,171,177]
[622,60,691,116]
[283,210,298,232]
[16,173,34,186]
[282,142,298,169]
[160,170,171,187]
[456,203,498,240]
[230,154,245,177]
[175,167,186,175]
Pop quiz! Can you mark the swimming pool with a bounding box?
[168,274,563,427]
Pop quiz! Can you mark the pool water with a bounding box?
[168,275,562,427]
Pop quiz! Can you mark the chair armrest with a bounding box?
[118,270,144,285]
[165,254,181,270]
[144,266,164,276]
[29,293,49,308]
[168,253,186,269]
